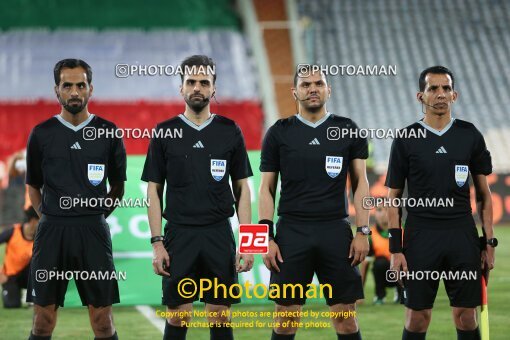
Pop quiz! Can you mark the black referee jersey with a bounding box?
[26,114,127,216]
[260,112,368,221]
[141,113,253,226]
[385,118,492,228]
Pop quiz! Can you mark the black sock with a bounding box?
[402,328,426,340]
[271,330,295,339]
[164,322,188,340]
[28,333,51,340]
[95,331,118,340]
[337,330,362,340]
[210,325,233,340]
[456,328,481,340]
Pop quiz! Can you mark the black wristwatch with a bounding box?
[487,238,498,248]
[356,225,371,235]
[150,236,164,244]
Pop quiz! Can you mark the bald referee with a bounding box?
[386,66,495,340]
[142,55,254,340]
[259,65,370,340]
[26,59,126,339]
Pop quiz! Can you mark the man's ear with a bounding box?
[416,92,424,103]
[291,87,297,100]
[452,91,458,103]
[89,83,93,97]
[54,85,59,98]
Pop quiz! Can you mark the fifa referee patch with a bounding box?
[87,164,105,186]
[210,159,226,181]
[325,156,342,178]
[454,165,469,187]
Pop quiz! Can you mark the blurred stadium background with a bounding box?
[0,0,509,339]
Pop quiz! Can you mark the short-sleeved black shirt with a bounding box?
[260,113,368,221]
[26,114,127,216]
[141,114,253,226]
[385,118,492,228]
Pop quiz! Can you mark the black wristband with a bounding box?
[150,236,164,244]
[388,228,403,253]
[259,219,274,239]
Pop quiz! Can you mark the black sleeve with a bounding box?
[141,126,166,184]
[230,125,253,180]
[260,125,280,172]
[25,128,43,186]
[0,227,14,244]
[470,128,492,176]
[349,121,369,160]
[385,137,408,189]
[108,126,127,183]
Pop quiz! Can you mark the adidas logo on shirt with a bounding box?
[435,146,447,154]
[309,138,320,145]
[70,142,82,150]
[193,141,205,149]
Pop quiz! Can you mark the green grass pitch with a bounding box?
[1,226,509,339]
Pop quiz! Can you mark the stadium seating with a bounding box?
[0,0,264,161]
[297,0,510,172]
[0,29,258,101]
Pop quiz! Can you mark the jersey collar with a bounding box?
[55,114,95,132]
[418,118,455,136]
[178,113,216,131]
[296,112,331,128]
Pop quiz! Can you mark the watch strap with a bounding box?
[150,235,164,244]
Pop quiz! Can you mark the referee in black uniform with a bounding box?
[259,65,370,340]
[386,66,495,340]
[26,59,126,339]
[142,55,254,340]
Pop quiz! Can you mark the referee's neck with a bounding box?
[183,109,212,126]
[298,108,327,123]
[422,113,452,131]
[59,110,91,127]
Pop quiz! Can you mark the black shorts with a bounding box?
[162,220,239,308]
[2,265,29,308]
[26,214,119,307]
[269,217,363,306]
[403,225,481,310]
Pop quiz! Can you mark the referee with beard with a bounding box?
[142,55,254,340]
[26,59,126,339]
[386,66,495,340]
[259,65,370,340]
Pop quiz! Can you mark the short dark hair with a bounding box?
[419,66,454,91]
[54,58,92,85]
[293,64,328,87]
[180,55,216,84]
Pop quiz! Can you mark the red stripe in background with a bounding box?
[0,100,264,160]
